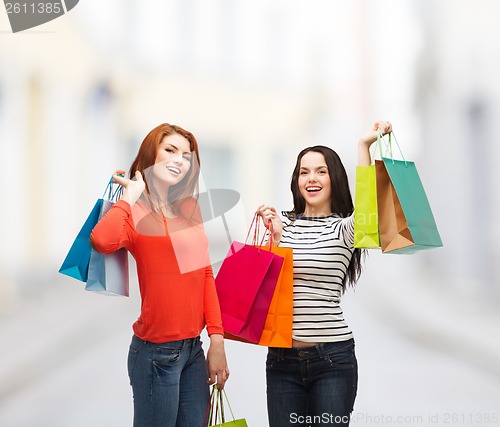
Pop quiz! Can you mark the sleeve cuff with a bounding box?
[207,326,225,336]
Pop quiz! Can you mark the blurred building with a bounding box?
[414,0,500,295]
[1,0,424,296]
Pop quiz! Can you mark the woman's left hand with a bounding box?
[206,334,230,390]
[256,205,283,245]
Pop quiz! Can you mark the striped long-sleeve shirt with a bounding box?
[279,214,355,343]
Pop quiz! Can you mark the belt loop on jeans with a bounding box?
[278,348,285,361]
[192,335,201,349]
[316,342,327,359]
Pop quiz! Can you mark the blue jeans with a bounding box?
[266,339,358,427]
[127,335,210,427]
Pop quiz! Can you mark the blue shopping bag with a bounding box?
[58,199,103,282]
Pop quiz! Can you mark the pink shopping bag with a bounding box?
[215,215,284,343]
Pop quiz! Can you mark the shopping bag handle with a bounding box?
[102,175,124,203]
[253,219,273,250]
[221,387,237,422]
[377,130,407,166]
[102,178,114,200]
[218,387,225,423]
[245,213,259,246]
[243,213,274,253]
[372,131,391,162]
[206,385,223,426]
[261,221,275,249]
[206,385,237,426]
[205,386,215,426]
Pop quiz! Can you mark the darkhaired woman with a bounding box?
[257,121,392,427]
[91,123,229,427]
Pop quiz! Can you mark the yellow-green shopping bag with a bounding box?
[354,164,380,248]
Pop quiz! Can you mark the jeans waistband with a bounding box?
[269,339,355,361]
[131,334,201,349]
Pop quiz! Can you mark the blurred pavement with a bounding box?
[0,252,499,427]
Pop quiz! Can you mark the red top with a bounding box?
[90,198,224,343]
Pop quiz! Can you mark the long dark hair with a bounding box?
[284,145,363,291]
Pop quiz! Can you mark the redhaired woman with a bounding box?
[91,123,229,427]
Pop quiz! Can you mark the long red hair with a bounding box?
[129,123,201,220]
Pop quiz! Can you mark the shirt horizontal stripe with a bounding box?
[279,214,355,343]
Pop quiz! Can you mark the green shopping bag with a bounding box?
[354,165,380,248]
[377,133,443,254]
[206,385,248,427]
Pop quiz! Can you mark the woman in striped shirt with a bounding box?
[257,120,392,427]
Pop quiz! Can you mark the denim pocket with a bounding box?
[127,345,139,384]
[326,343,356,369]
[153,346,181,368]
[266,353,277,369]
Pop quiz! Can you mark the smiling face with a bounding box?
[152,133,193,188]
[298,151,332,216]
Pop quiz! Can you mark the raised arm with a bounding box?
[357,121,392,166]
[90,169,145,253]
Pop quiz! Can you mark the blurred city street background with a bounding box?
[1,1,500,426]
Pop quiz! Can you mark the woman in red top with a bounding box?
[91,123,229,427]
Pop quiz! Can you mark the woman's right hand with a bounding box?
[256,205,283,245]
[112,169,146,206]
[358,120,393,166]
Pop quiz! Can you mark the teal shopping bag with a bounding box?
[381,158,443,253]
[58,199,103,282]
[377,132,443,254]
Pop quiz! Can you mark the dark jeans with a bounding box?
[127,335,210,427]
[266,339,358,427]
